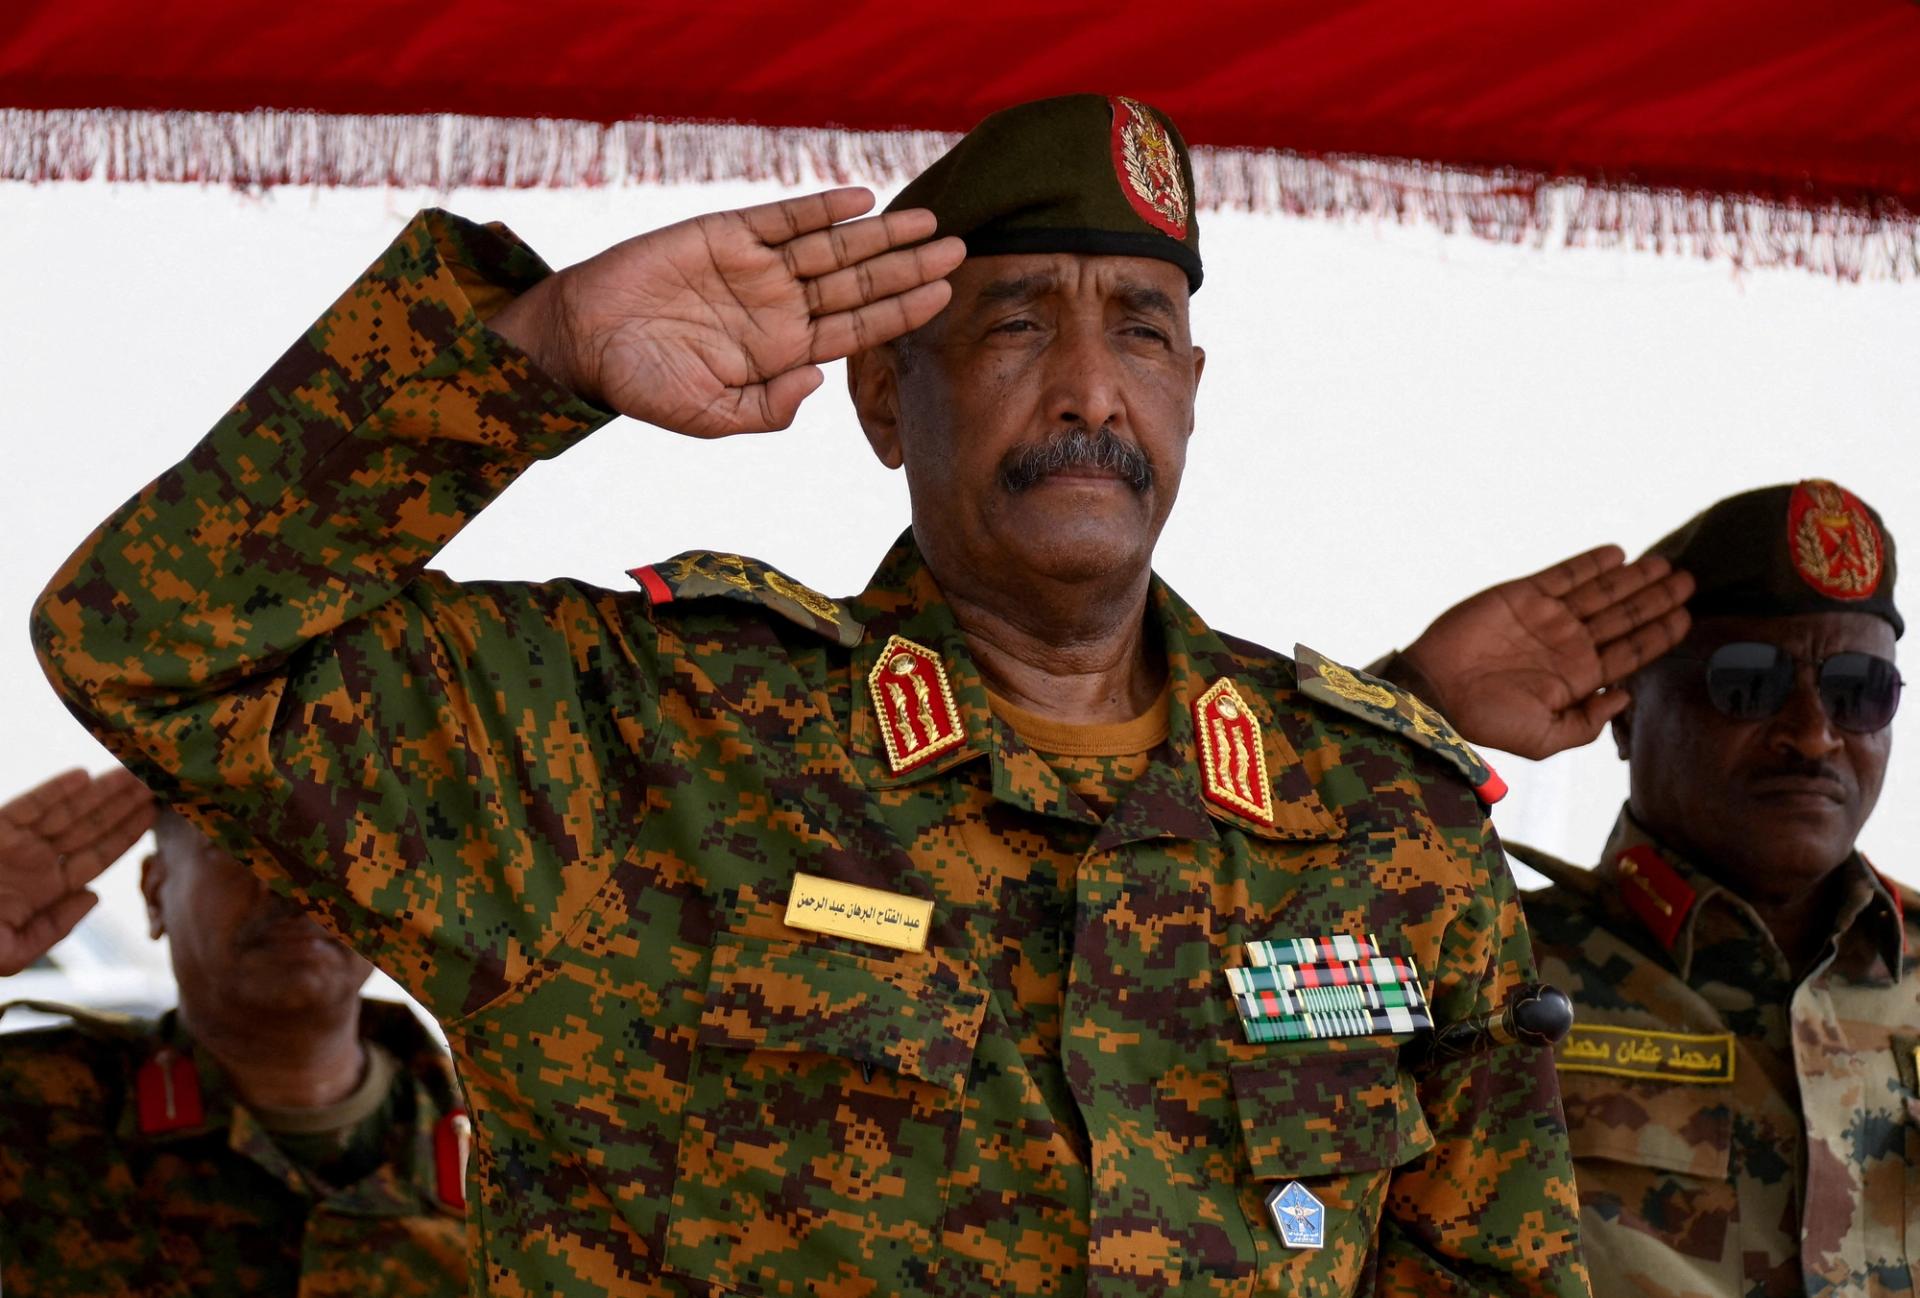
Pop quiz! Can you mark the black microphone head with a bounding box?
[1511,984,1574,1047]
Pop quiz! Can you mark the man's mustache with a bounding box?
[998,426,1154,494]
[1747,754,1854,796]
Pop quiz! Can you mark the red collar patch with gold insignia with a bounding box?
[868,635,967,775]
[1787,479,1884,600]
[1194,678,1274,825]
[1615,845,1697,951]
[1109,95,1189,240]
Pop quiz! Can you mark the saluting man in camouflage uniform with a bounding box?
[1,779,470,1297]
[1392,481,1915,1297]
[36,95,1589,1296]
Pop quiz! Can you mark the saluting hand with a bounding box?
[1395,547,1695,760]
[492,189,965,438]
[0,768,155,976]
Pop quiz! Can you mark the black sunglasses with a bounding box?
[1665,641,1904,734]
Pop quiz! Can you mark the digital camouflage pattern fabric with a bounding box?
[0,999,468,1297]
[1520,813,1920,1297]
[34,210,1587,1297]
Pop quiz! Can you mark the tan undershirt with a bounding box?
[987,684,1169,816]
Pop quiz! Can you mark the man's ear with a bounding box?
[1610,704,1633,761]
[139,852,167,940]
[1188,344,1205,435]
[848,345,904,470]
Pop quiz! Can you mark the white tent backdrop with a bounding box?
[4,176,1915,999]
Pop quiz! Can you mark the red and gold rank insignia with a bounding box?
[1615,844,1696,951]
[868,635,966,775]
[1193,678,1274,825]
[1788,479,1884,600]
[1109,95,1189,240]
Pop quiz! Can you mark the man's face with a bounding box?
[1619,611,1896,900]
[143,818,371,1024]
[853,252,1204,590]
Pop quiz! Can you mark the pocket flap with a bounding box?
[1560,1071,1732,1179]
[1231,1045,1434,1179]
[696,933,987,1094]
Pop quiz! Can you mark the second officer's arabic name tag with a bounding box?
[784,873,935,953]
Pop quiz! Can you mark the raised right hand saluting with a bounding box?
[0,768,155,976]
[491,189,965,438]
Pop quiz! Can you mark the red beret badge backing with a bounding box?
[1109,96,1189,240]
[1787,479,1884,600]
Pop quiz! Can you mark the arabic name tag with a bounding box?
[784,872,935,953]
[1554,1024,1735,1085]
[1266,1181,1326,1249]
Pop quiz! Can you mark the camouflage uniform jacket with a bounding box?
[0,998,469,1297]
[34,210,1587,1298]
[1519,811,1920,1297]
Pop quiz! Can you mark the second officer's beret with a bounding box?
[1648,478,1902,638]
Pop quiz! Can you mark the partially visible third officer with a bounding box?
[1,783,470,1297]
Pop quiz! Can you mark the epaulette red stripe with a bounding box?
[628,565,674,604]
[1475,767,1508,805]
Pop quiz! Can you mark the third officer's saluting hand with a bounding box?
[491,189,965,437]
[0,767,155,976]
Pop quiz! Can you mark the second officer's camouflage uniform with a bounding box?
[1522,818,1920,1297]
[0,999,469,1297]
[1518,481,1917,1297]
[35,96,1587,1296]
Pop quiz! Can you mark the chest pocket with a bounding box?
[1558,1070,1735,1277]
[1230,1044,1433,1297]
[663,932,987,1295]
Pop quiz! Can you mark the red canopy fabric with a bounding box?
[5,1,1918,278]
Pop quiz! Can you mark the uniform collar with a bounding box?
[1596,809,1903,986]
[845,531,1342,845]
[118,1001,461,1217]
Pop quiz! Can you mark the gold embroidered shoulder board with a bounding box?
[629,552,863,648]
[1293,645,1507,805]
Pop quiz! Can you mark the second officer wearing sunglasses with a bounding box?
[1404,478,1910,1298]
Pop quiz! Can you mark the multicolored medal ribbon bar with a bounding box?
[1228,934,1432,1043]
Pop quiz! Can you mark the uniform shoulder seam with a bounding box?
[627,551,862,648]
[1290,644,1507,806]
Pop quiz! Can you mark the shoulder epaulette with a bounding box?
[628,552,863,648]
[0,999,150,1040]
[1293,644,1507,806]
[1503,842,1595,894]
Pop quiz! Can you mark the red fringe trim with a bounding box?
[5,108,1915,281]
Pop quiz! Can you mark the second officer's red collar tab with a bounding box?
[1613,844,1697,952]
[1293,646,1507,806]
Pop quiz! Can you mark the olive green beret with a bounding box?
[887,93,1203,291]
[1648,479,1902,637]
